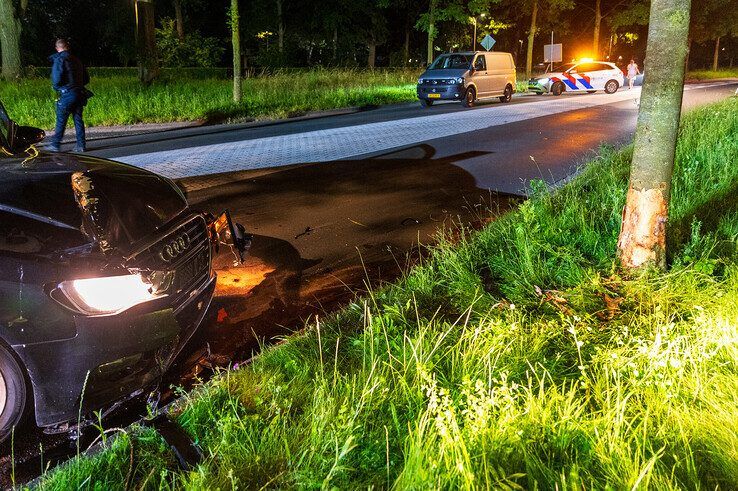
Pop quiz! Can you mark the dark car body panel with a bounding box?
[1,149,215,428]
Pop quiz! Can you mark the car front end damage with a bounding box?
[0,152,250,435]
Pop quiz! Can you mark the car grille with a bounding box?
[421,87,451,94]
[128,215,211,300]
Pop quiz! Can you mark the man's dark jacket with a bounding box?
[49,51,89,92]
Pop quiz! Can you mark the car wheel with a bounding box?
[420,99,434,107]
[605,79,619,94]
[0,345,28,443]
[499,84,513,103]
[551,82,565,96]
[463,87,476,108]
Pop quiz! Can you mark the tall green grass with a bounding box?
[687,68,738,80]
[32,96,738,490]
[0,69,422,128]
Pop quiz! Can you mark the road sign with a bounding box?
[480,35,496,51]
[544,43,563,63]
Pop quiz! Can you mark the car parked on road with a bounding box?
[0,99,250,442]
[528,61,625,96]
[417,51,516,108]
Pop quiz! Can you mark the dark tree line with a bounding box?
[0,0,735,81]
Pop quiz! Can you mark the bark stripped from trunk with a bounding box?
[525,0,538,81]
[618,187,668,268]
[617,0,691,270]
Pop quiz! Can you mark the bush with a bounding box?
[156,18,225,68]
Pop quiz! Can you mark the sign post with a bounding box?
[543,32,562,72]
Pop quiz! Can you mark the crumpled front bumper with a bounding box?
[15,273,216,428]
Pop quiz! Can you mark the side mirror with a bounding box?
[12,125,45,153]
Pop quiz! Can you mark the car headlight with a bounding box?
[455,77,464,84]
[56,273,170,316]
[417,78,424,84]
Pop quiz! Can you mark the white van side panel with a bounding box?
[484,52,516,96]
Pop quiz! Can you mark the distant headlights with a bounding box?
[55,273,170,316]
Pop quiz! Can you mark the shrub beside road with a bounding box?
[31,95,738,489]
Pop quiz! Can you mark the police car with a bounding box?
[528,61,624,96]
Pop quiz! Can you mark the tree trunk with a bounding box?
[403,14,410,67]
[332,25,338,63]
[231,0,242,103]
[525,0,538,81]
[712,36,720,71]
[685,36,691,71]
[617,0,692,270]
[174,0,185,40]
[0,0,22,80]
[593,0,602,58]
[426,0,436,65]
[135,0,159,85]
[367,41,376,68]
[276,0,284,53]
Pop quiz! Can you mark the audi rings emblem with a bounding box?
[159,232,191,262]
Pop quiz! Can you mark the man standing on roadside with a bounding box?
[48,38,90,152]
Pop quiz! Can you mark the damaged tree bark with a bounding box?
[617,0,691,269]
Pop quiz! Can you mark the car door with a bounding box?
[588,63,613,89]
[570,63,598,91]
[471,54,489,96]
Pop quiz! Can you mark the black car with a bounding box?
[0,100,248,441]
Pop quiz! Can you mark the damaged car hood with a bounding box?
[0,152,187,256]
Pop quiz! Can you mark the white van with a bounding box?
[417,51,517,107]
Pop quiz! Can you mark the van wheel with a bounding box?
[499,84,513,103]
[463,87,476,108]
[604,79,619,94]
[0,345,29,444]
[551,82,565,96]
[421,99,434,107]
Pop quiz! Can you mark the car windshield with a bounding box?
[428,54,470,70]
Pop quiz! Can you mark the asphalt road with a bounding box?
[4,81,736,486]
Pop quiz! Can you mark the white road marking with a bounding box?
[118,82,734,179]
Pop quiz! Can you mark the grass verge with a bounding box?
[687,67,738,80]
[1,69,422,128]
[31,95,738,489]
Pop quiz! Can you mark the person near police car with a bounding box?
[626,59,640,90]
[48,38,92,152]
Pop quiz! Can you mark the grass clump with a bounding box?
[32,96,738,489]
[687,68,738,80]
